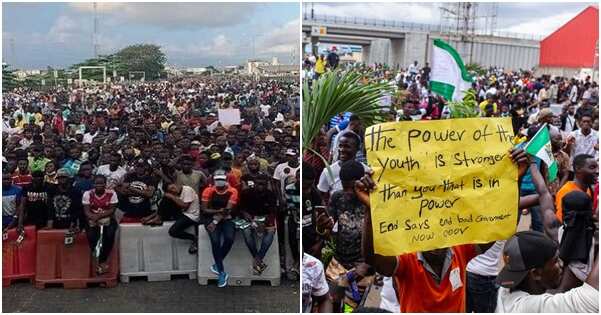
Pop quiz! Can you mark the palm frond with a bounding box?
[448,89,479,118]
[302,70,392,151]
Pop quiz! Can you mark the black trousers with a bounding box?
[169,214,198,242]
[86,218,118,264]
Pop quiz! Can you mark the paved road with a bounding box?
[3,278,299,313]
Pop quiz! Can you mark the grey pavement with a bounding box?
[3,278,299,313]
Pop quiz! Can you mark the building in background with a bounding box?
[537,5,599,80]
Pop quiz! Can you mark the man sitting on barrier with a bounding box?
[82,174,119,275]
[48,168,83,230]
[117,159,156,223]
[239,174,277,275]
[21,170,54,229]
[163,182,201,254]
[2,171,23,231]
[201,169,239,288]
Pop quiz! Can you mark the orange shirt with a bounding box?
[393,245,477,313]
[555,181,593,222]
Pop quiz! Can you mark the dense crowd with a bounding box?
[301,58,599,313]
[2,76,300,287]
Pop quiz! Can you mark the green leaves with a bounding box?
[302,70,392,151]
[448,89,479,118]
[2,64,17,92]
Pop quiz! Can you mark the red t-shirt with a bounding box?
[82,189,118,214]
[393,245,477,313]
[11,172,32,188]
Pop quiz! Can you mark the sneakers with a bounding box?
[188,242,198,254]
[210,264,220,275]
[217,271,229,288]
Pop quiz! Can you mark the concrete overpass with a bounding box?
[303,15,540,71]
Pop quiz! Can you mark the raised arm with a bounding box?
[529,162,560,242]
[356,172,397,277]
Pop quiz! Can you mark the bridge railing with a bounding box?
[303,13,543,41]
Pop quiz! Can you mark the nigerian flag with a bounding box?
[430,39,473,101]
[524,124,558,182]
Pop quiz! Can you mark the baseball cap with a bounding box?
[497,231,558,288]
[285,148,297,156]
[213,170,228,187]
[265,135,276,143]
[56,168,72,178]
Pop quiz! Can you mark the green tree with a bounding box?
[2,63,18,91]
[115,44,166,80]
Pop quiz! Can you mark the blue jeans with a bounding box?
[466,271,499,313]
[520,190,543,232]
[241,228,275,260]
[205,220,235,273]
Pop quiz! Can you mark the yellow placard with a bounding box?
[365,117,518,256]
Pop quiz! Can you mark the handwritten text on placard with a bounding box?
[365,118,518,256]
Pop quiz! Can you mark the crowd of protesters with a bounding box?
[302,58,599,312]
[2,75,300,287]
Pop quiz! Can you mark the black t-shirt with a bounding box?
[328,191,366,269]
[240,188,275,217]
[240,171,269,188]
[50,187,83,229]
[22,183,56,228]
[302,188,322,252]
[120,173,155,217]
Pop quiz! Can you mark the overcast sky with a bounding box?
[304,2,596,37]
[3,3,299,70]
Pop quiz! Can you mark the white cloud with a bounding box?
[47,15,78,43]
[163,34,236,58]
[497,12,581,37]
[69,3,258,30]
[256,19,299,55]
[310,3,438,24]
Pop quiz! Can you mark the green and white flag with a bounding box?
[524,124,558,182]
[430,39,473,101]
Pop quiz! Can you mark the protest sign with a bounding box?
[365,117,518,256]
[218,108,241,127]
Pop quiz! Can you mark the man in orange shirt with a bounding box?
[555,154,597,222]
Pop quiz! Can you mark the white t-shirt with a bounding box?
[495,283,598,313]
[95,164,127,189]
[466,240,505,276]
[379,276,401,312]
[179,185,200,222]
[83,131,98,144]
[564,114,577,133]
[19,138,33,150]
[570,129,599,161]
[486,87,498,96]
[570,85,578,103]
[273,162,300,197]
[302,253,329,313]
[260,104,271,117]
[317,160,370,195]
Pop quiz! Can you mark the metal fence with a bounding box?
[303,14,543,41]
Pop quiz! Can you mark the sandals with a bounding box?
[96,263,108,275]
[252,259,267,275]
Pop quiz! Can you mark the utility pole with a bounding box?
[93,2,99,57]
[9,37,16,67]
